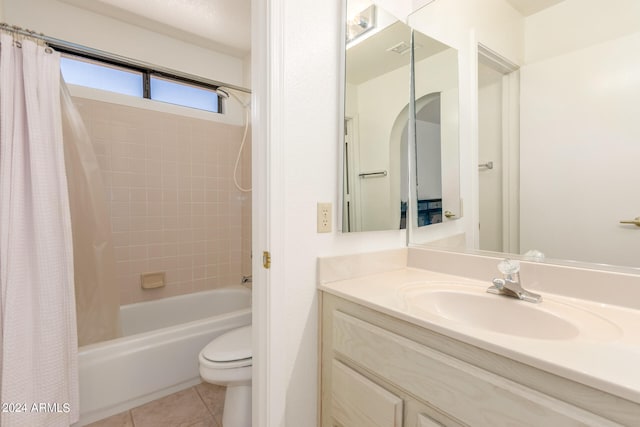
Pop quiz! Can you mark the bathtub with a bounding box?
[75,286,251,426]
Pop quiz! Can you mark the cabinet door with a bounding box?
[331,360,403,427]
[404,394,465,427]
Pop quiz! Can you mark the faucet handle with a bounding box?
[491,278,506,289]
[498,258,520,275]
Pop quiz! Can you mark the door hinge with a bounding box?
[262,251,271,269]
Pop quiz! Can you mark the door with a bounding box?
[477,46,520,254]
[519,32,640,266]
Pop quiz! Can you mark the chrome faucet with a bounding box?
[487,259,542,303]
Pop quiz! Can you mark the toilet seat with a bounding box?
[201,325,252,369]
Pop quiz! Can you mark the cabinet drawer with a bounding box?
[331,359,403,427]
[332,310,619,427]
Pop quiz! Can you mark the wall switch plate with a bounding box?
[317,202,332,233]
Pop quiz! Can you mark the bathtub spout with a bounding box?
[241,275,252,284]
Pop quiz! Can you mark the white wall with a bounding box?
[3,0,245,87]
[524,0,640,64]
[415,120,441,200]
[355,58,409,231]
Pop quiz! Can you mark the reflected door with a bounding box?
[519,33,640,266]
[478,61,504,252]
[477,48,520,254]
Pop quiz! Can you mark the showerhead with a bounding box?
[216,86,250,109]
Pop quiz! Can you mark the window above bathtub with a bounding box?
[60,54,223,114]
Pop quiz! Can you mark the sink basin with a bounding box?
[398,282,621,341]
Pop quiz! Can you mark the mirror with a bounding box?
[418,1,640,271]
[341,0,460,232]
[342,2,411,232]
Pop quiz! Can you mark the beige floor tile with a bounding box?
[86,411,133,427]
[130,387,216,427]
[195,382,226,425]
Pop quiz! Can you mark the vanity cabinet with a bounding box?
[328,357,451,427]
[319,292,639,427]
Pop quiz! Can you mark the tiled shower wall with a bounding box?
[73,97,251,305]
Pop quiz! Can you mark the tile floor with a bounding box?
[87,383,226,427]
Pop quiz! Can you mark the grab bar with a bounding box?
[478,161,494,170]
[359,170,388,178]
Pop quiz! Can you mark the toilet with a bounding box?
[199,325,252,427]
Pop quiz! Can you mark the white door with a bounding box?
[478,61,504,252]
[477,48,520,254]
[519,32,640,267]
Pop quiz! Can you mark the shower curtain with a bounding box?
[0,33,78,426]
[61,77,120,347]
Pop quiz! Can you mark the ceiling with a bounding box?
[505,0,565,16]
[346,22,450,85]
[60,0,251,57]
[58,0,565,60]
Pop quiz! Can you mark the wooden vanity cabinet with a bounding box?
[319,292,640,427]
[328,357,455,427]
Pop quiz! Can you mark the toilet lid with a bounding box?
[202,325,252,363]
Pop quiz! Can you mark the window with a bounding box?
[150,76,219,113]
[60,56,144,97]
[59,55,222,113]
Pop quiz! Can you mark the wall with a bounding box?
[72,93,250,305]
[354,55,408,231]
[524,0,640,64]
[415,120,441,199]
[3,0,246,88]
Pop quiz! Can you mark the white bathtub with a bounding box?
[75,286,251,426]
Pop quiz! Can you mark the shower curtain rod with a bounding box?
[0,22,252,95]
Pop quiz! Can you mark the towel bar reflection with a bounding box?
[359,170,388,178]
[478,161,494,170]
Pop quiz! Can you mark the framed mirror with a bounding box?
[341,0,460,233]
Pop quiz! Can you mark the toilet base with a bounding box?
[222,384,252,427]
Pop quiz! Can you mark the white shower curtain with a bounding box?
[0,33,79,427]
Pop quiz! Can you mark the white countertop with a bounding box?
[319,267,640,404]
